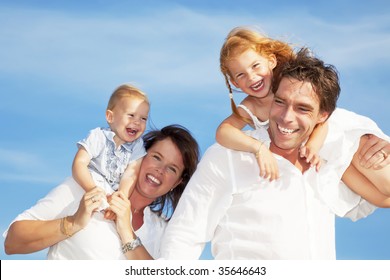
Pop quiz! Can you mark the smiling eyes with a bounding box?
[234,62,262,80]
[151,154,178,174]
[274,98,312,113]
[127,113,148,122]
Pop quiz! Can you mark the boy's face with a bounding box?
[268,77,328,153]
[106,96,149,146]
[227,48,276,99]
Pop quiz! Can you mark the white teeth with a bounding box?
[279,126,295,134]
[251,80,263,91]
[147,174,160,184]
[127,128,136,135]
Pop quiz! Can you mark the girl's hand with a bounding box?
[256,143,279,181]
[299,145,322,172]
[359,134,390,169]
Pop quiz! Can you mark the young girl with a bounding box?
[217,27,326,181]
[216,26,390,206]
[72,83,149,211]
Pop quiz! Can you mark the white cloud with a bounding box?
[262,12,390,69]
[0,148,63,184]
[2,4,388,96]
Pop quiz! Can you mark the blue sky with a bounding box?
[1,0,389,260]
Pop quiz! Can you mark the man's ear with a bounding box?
[106,110,113,123]
[317,111,329,124]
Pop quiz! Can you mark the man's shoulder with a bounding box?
[203,142,246,158]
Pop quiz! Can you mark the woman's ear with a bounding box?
[172,177,183,190]
[106,110,114,123]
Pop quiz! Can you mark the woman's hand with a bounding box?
[70,187,105,233]
[108,191,135,242]
[359,134,390,169]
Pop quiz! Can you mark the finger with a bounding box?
[309,155,320,168]
[358,134,378,159]
[85,188,105,203]
[275,166,280,180]
[359,138,387,165]
[363,150,385,169]
[262,162,271,180]
[373,156,390,169]
[258,159,266,178]
[104,210,116,220]
[116,191,129,200]
[88,193,102,204]
[299,146,306,158]
[110,194,130,211]
[305,153,313,164]
[315,159,322,172]
[269,163,278,181]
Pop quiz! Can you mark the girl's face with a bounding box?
[227,49,276,98]
[135,138,184,201]
[106,96,149,146]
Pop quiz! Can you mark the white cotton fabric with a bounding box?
[238,104,269,129]
[160,108,386,260]
[77,127,146,192]
[3,177,166,260]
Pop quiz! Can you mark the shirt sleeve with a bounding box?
[160,144,234,260]
[5,178,83,230]
[129,138,147,162]
[317,108,386,220]
[77,127,106,158]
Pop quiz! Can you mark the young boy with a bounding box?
[72,84,149,211]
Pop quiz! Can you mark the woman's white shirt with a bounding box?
[4,177,167,259]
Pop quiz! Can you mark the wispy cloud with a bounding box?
[0,148,64,184]
[0,6,225,94]
[262,12,390,69]
[1,5,389,96]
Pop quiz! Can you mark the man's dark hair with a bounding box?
[272,47,340,116]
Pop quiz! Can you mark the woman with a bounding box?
[4,124,200,259]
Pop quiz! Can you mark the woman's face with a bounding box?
[135,138,184,200]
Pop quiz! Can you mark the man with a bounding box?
[160,48,389,259]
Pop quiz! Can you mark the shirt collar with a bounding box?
[102,127,134,152]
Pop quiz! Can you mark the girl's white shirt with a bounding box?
[238,104,269,129]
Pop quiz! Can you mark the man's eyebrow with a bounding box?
[274,94,284,99]
[297,102,315,110]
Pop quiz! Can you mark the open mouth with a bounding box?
[126,128,138,136]
[277,124,298,135]
[147,174,161,186]
[250,79,264,92]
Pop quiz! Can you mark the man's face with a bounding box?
[268,77,329,153]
